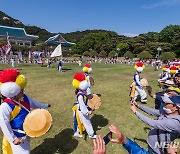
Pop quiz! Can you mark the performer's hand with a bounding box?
[88,110,93,115]
[132,101,139,108]
[108,125,126,144]
[48,104,51,107]
[13,138,23,145]
[130,102,137,113]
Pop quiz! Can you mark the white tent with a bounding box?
[50,44,62,58]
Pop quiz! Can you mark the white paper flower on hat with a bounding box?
[79,80,88,91]
[1,82,21,98]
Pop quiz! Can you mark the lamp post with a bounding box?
[116,48,120,57]
[157,47,161,59]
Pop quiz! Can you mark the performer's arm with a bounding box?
[78,95,89,115]
[26,95,49,109]
[135,111,180,132]
[139,105,161,117]
[0,103,17,142]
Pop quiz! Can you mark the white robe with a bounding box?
[0,94,48,154]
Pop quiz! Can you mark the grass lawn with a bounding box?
[0,62,177,154]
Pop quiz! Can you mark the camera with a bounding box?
[103,132,112,145]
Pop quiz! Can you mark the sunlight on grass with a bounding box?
[0,63,178,154]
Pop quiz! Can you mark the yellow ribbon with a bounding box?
[2,105,21,154]
[72,104,85,135]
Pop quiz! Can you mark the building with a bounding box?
[44,34,75,50]
[0,25,38,46]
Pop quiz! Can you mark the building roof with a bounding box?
[0,25,39,39]
[44,34,75,46]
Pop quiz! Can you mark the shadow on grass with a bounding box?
[31,128,78,154]
[91,114,109,132]
[134,137,147,144]
[144,127,151,133]
[62,68,72,72]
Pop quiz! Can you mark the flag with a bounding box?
[50,44,62,57]
[0,44,8,55]
[6,32,11,55]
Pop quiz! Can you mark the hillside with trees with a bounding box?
[0,11,179,58]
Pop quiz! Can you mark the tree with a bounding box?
[98,50,107,57]
[116,42,129,56]
[108,50,116,58]
[161,52,176,61]
[83,51,90,57]
[123,51,133,58]
[89,50,98,57]
[137,50,152,59]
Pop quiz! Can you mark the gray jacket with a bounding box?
[136,105,180,154]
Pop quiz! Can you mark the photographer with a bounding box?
[93,125,178,154]
[131,95,180,154]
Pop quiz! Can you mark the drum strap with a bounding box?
[10,99,30,113]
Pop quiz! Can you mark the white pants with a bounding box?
[58,66,62,72]
[134,86,147,102]
[10,137,30,154]
[78,111,94,136]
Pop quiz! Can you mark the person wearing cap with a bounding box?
[0,69,50,154]
[147,72,180,110]
[83,63,93,99]
[93,125,179,154]
[72,72,96,139]
[132,62,147,103]
[131,95,180,154]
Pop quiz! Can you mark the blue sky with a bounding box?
[0,0,180,36]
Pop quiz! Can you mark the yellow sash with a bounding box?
[130,82,136,99]
[2,105,21,154]
[72,104,85,135]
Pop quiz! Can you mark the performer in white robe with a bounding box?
[83,64,93,98]
[0,69,50,154]
[72,72,96,139]
[133,62,147,103]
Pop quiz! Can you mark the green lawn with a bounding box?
[0,62,173,154]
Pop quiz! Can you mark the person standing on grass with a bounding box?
[72,72,96,139]
[0,69,51,154]
[83,64,93,99]
[58,59,62,72]
[132,62,147,103]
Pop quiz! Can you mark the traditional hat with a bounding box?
[162,95,180,107]
[72,72,88,90]
[162,65,169,72]
[134,62,145,72]
[169,66,178,74]
[23,109,52,137]
[83,64,92,74]
[0,69,27,98]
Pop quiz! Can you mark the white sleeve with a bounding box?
[26,95,48,109]
[86,87,92,96]
[78,95,88,115]
[0,103,17,143]
[135,74,142,87]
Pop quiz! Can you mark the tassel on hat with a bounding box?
[83,64,92,73]
[72,72,88,90]
[0,69,27,98]
[134,62,145,72]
